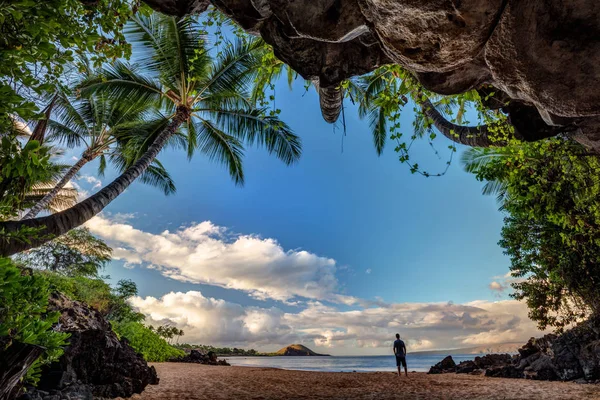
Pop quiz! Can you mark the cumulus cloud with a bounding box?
[489,281,506,292]
[79,175,102,190]
[365,268,372,274]
[86,215,350,303]
[131,291,545,354]
[489,272,526,296]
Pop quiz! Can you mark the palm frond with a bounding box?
[197,37,265,100]
[460,147,513,174]
[79,62,163,111]
[194,119,245,185]
[25,183,78,213]
[139,160,177,195]
[367,106,387,155]
[206,107,301,165]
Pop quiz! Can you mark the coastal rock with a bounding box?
[428,356,456,374]
[434,317,600,383]
[485,365,523,379]
[20,293,158,400]
[170,349,231,366]
[141,0,600,151]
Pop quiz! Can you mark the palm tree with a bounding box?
[0,14,301,256]
[345,66,514,153]
[22,92,176,219]
[460,147,513,209]
[24,181,78,214]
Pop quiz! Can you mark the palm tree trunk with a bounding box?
[0,106,190,256]
[420,97,508,148]
[22,154,92,220]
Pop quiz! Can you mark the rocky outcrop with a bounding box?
[19,293,158,400]
[170,350,230,366]
[429,317,600,382]
[428,356,456,374]
[143,0,600,151]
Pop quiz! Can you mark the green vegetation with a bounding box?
[0,258,69,385]
[463,139,600,331]
[2,225,184,385]
[1,0,600,362]
[175,343,264,356]
[0,10,302,256]
[15,228,111,277]
[0,0,133,132]
[113,321,185,361]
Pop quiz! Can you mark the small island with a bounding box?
[275,344,330,357]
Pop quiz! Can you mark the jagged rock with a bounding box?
[435,318,600,383]
[455,360,478,374]
[20,293,158,400]
[170,349,231,366]
[485,365,524,379]
[428,356,456,374]
[142,0,600,151]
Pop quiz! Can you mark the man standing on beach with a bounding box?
[393,333,408,377]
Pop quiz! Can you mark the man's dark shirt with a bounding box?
[394,339,406,357]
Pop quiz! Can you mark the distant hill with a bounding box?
[410,342,523,356]
[275,344,330,356]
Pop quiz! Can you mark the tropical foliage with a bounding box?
[0,0,133,132]
[0,11,302,256]
[22,89,177,219]
[463,139,600,331]
[0,258,69,385]
[113,321,185,361]
[15,227,112,277]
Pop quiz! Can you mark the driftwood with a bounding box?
[0,341,44,400]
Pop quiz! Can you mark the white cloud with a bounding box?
[70,181,89,201]
[79,175,102,190]
[131,291,545,354]
[87,214,547,354]
[489,281,506,292]
[365,268,372,274]
[489,272,526,296]
[86,215,349,303]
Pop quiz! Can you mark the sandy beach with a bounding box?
[125,363,600,400]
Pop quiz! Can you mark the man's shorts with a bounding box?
[395,356,407,368]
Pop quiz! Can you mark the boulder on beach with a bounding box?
[428,356,456,374]
[170,349,230,366]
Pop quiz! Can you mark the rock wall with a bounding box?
[143,0,600,150]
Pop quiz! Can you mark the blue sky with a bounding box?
[69,68,537,354]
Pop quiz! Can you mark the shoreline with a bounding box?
[123,363,600,400]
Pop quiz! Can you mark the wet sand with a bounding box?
[127,363,600,399]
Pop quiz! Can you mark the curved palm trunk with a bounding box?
[22,154,93,220]
[420,97,508,148]
[0,107,190,256]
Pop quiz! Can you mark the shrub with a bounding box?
[0,258,69,385]
[112,321,184,362]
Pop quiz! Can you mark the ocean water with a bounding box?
[226,354,478,373]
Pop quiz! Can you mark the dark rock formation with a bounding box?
[430,317,600,382]
[170,349,231,365]
[20,293,158,400]
[428,355,456,374]
[142,0,600,151]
